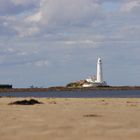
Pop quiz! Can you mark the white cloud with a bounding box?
[14,25,40,37]
[34,60,50,67]
[65,40,95,45]
[121,0,140,12]
[39,0,102,26]
[26,11,42,23]
[11,0,38,6]
[0,0,105,37]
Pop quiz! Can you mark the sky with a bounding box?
[0,0,140,88]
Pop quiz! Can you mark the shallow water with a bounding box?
[1,90,140,98]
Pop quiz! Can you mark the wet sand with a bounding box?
[0,98,140,140]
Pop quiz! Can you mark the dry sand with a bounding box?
[0,98,140,140]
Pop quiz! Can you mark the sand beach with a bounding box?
[0,98,140,140]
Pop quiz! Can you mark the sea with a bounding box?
[1,90,140,98]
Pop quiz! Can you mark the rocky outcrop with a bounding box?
[66,80,87,88]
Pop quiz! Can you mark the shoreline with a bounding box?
[0,86,140,93]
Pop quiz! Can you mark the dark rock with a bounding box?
[9,99,43,105]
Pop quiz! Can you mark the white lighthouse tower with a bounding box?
[96,57,103,83]
[95,57,107,86]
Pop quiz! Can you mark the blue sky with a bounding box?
[0,0,140,88]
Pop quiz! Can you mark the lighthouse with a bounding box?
[82,57,108,87]
[96,57,103,83]
[95,57,107,86]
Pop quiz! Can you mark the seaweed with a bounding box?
[9,99,43,105]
